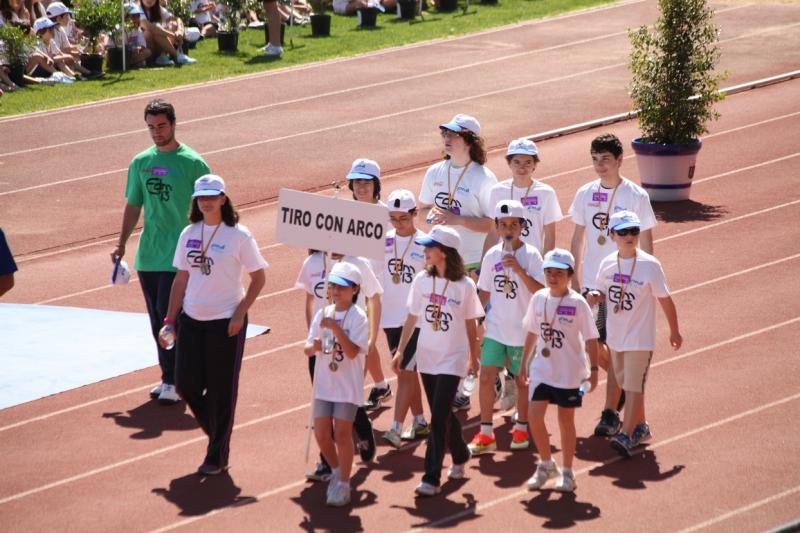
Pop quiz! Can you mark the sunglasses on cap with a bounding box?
[614,227,640,236]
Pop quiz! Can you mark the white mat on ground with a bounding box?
[0,304,269,410]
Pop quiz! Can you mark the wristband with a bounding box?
[163,317,175,326]
[590,366,599,371]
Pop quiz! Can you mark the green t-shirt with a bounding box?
[125,144,211,272]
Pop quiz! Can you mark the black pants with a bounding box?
[138,270,177,385]
[175,312,247,468]
[420,372,470,486]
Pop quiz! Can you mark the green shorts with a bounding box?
[480,337,523,375]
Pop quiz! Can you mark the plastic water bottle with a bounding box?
[321,328,334,355]
[159,325,176,350]
[461,373,476,397]
[502,236,514,256]
[579,381,592,397]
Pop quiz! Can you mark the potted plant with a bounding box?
[218,0,244,51]
[0,25,36,86]
[628,0,725,202]
[397,0,417,20]
[74,0,118,72]
[106,17,135,71]
[309,0,331,37]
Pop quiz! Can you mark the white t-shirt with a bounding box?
[477,242,544,347]
[35,38,61,59]
[53,26,71,53]
[419,160,497,265]
[487,179,563,253]
[173,222,268,321]
[569,178,657,289]
[595,250,670,352]
[379,229,427,328]
[307,304,369,406]
[294,252,383,321]
[407,273,485,377]
[522,289,599,390]
[189,0,214,24]
[127,28,147,49]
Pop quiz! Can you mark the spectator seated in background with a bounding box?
[46,2,104,79]
[0,65,20,92]
[139,0,196,66]
[121,3,152,67]
[332,0,395,16]
[187,0,218,38]
[27,16,76,83]
[1,0,32,30]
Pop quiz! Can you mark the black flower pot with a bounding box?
[9,63,25,86]
[107,46,132,71]
[80,53,104,72]
[263,22,286,46]
[437,0,457,11]
[217,30,239,52]
[479,0,497,4]
[357,7,378,28]
[398,0,417,19]
[310,14,331,37]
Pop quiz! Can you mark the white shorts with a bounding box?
[332,0,350,14]
[611,350,653,393]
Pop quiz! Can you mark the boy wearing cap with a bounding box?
[520,249,599,492]
[587,211,682,457]
[27,17,75,81]
[122,4,152,68]
[569,133,657,437]
[471,200,545,455]
[112,99,211,404]
[46,2,102,79]
[380,189,429,447]
[305,261,370,507]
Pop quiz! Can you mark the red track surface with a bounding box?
[2,1,800,531]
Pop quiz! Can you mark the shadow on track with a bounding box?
[653,200,728,223]
[588,448,685,490]
[102,400,198,439]
[151,471,256,516]
[521,490,602,528]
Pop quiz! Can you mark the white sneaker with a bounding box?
[414,481,441,497]
[527,462,560,490]
[555,472,576,492]
[176,53,197,65]
[150,383,163,398]
[382,428,402,448]
[326,471,340,500]
[264,43,283,57]
[500,375,517,411]
[154,54,174,66]
[158,383,180,404]
[447,462,466,480]
[326,482,351,507]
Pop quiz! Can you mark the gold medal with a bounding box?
[392,273,401,284]
[328,361,338,372]
[200,261,210,275]
[503,281,513,294]
[541,347,551,358]
[597,235,607,245]
[613,304,620,313]
[432,320,440,332]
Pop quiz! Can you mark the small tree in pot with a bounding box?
[218,0,244,51]
[74,0,118,71]
[0,25,37,86]
[309,0,331,37]
[628,0,726,201]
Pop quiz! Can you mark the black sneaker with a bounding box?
[365,385,392,411]
[353,408,376,462]
[306,462,332,482]
[594,408,621,437]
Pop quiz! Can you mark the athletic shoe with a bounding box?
[401,421,430,441]
[264,43,283,57]
[510,428,529,450]
[326,471,340,500]
[631,422,652,446]
[527,462,560,490]
[197,462,228,475]
[306,462,332,482]
[176,53,197,65]
[382,428,403,448]
[554,472,576,492]
[447,448,470,479]
[594,408,621,436]
[154,54,174,66]
[414,481,441,497]
[500,373,517,410]
[610,432,635,458]
[326,483,351,507]
[467,433,496,455]
[451,394,470,412]
[354,412,376,462]
[247,20,265,28]
[158,383,180,405]
[365,385,392,410]
[150,383,163,398]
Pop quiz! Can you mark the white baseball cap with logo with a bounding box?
[46,1,73,17]
[192,174,226,197]
[386,189,417,212]
[609,210,641,231]
[494,199,525,219]
[415,225,461,250]
[506,138,538,157]
[439,114,481,135]
[328,261,362,287]
[33,16,58,33]
[346,158,380,181]
[542,248,575,270]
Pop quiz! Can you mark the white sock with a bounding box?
[413,414,427,426]
[562,467,574,477]
[338,479,350,488]
[480,423,493,437]
[374,380,388,389]
[391,420,402,432]
[514,422,528,433]
[540,459,554,468]
[331,467,341,479]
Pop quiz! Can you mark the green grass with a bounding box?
[1,0,615,117]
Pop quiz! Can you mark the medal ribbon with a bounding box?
[615,251,638,311]
[597,180,621,230]
[393,231,416,275]
[431,276,450,328]
[446,161,471,211]
[510,180,534,204]
[542,291,567,343]
[199,222,222,269]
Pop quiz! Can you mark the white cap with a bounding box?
[46,1,73,17]
[346,158,380,181]
[386,189,417,212]
[415,225,461,250]
[185,26,202,42]
[111,258,132,285]
[192,174,226,197]
[542,248,575,270]
[439,114,481,135]
[506,138,538,157]
[494,199,525,219]
[33,16,58,33]
[609,210,641,231]
[125,2,144,15]
[328,261,362,287]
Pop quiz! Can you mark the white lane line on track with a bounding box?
[677,485,800,533]
[0,0,650,124]
[2,261,798,505]
[407,391,800,532]
[1,16,791,198]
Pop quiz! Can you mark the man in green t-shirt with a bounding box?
[111,99,211,405]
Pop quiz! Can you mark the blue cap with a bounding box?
[346,158,380,181]
[328,261,361,287]
[609,210,641,231]
[542,248,575,270]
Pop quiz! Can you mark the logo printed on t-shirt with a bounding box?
[434,192,462,214]
[387,259,416,284]
[187,250,213,275]
[186,239,202,249]
[211,244,225,252]
[385,237,395,247]
[151,167,169,177]
[557,305,576,316]
[613,273,631,284]
[424,304,452,332]
[429,293,447,305]
[145,177,172,202]
[493,274,517,299]
[608,285,636,311]
[592,192,608,202]
[521,196,538,206]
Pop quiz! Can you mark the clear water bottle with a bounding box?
[460,373,476,397]
[159,325,176,350]
[321,328,334,355]
[502,236,514,256]
[579,381,592,397]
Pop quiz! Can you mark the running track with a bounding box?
[1,1,799,531]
